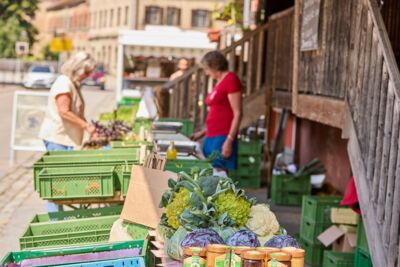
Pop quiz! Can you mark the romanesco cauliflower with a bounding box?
[246,204,280,240]
[165,187,190,229]
[215,190,251,227]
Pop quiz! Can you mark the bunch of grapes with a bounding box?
[83,120,133,148]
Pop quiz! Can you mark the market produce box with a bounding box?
[20,215,120,250]
[38,166,117,200]
[354,247,373,267]
[271,174,311,206]
[300,216,331,245]
[238,139,263,156]
[30,206,123,223]
[323,251,354,267]
[2,240,148,266]
[356,219,370,253]
[302,195,342,223]
[34,149,140,191]
[300,237,327,266]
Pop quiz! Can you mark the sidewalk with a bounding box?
[0,153,46,259]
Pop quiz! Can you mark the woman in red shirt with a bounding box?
[192,51,242,172]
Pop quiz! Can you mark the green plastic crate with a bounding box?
[323,251,354,267]
[110,140,152,148]
[300,238,326,266]
[158,118,195,137]
[45,148,139,156]
[30,206,123,223]
[133,118,153,134]
[272,174,311,193]
[238,155,262,166]
[38,166,116,200]
[234,166,261,177]
[2,239,148,266]
[238,140,262,156]
[354,248,372,267]
[272,191,307,206]
[356,219,370,253]
[118,97,142,106]
[120,165,132,197]
[34,153,139,191]
[232,176,261,189]
[302,195,342,223]
[20,215,120,250]
[300,216,331,244]
[165,159,212,174]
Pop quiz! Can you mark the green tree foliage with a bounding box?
[0,0,39,58]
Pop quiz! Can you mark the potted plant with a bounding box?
[208,1,243,43]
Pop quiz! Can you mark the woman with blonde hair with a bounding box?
[39,52,97,211]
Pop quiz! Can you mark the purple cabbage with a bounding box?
[263,235,300,248]
[226,230,261,247]
[180,229,224,248]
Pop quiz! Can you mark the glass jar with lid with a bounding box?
[267,252,292,267]
[281,247,305,267]
[241,250,266,267]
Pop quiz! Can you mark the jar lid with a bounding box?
[268,252,292,261]
[281,247,305,257]
[242,250,266,260]
[183,247,207,257]
[234,246,252,254]
[207,244,227,253]
[256,247,281,253]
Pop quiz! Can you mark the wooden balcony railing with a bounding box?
[345,0,400,266]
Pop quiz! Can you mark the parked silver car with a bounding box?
[23,65,57,89]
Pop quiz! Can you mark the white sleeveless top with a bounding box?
[39,75,85,147]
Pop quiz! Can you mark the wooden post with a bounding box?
[292,0,301,113]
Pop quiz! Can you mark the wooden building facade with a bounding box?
[161,0,400,265]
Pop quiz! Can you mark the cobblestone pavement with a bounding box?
[0,153,46,258]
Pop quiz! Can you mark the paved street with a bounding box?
[0,80,116,258]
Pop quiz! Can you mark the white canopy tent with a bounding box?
[116,26,217,101]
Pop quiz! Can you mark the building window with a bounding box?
[145,6,163,25]
[191,9,211,28]
[104,10,108,27]
[125,6,129,25]
[166,7,181,26]
[117,7,121,26]
[110,9,114,27]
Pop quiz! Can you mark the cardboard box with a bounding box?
[331,208,359,225]
[120,154,178,228]
[318,225,357,253]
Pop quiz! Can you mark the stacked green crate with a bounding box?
[354,220,372,267]
[158,118,195,137]
[300,195,342,266]
[322,251,354,267]
[33,149,140,192]
[271,174,311,205]
[230,140,263,188]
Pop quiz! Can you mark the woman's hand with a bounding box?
[85,124,97,139]
[221,139,233,159]
[191,130,206,141]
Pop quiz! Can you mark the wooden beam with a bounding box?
[291,0,302,113]
[347,108,387,267]
[270,90,292,110]
[295,94,345,129]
